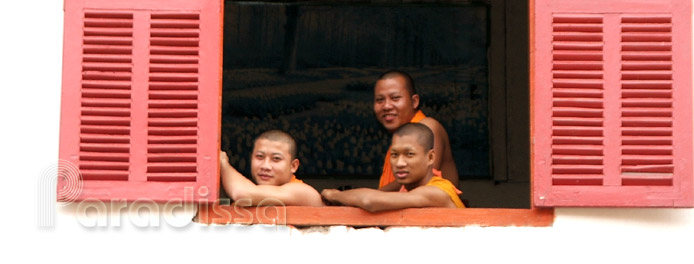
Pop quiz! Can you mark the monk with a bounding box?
[220,130,323,206]
[321,123,464,212]
[373,70,459,191]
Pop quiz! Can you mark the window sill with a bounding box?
[196,205,554,227]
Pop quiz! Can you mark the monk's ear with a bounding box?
[290,158,300,174]
[411,94,420,109]
[427,149,435,166]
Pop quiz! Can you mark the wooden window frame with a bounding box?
[60,0,554,226]
[194,0,553,227]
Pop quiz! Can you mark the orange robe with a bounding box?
[289,175,303,184]
[379,110,427,188]
[399,171,465,208]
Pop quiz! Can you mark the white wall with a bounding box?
[3,1,693,263]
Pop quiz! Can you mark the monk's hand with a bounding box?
[219,151,230,166]
[321,189,342,206]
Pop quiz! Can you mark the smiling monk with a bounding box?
[220,130,323,206]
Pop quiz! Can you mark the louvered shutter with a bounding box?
[58,0,221,202]
[532,0,692,207]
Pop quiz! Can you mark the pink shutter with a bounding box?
[58,0,221,202]
[532,0,692,207]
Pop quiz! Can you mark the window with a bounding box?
[59,0,692,227]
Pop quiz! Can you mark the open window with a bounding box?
[58,0,692,227]
[218,0,527,208]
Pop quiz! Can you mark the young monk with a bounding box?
[373,70,458,191]
[321,123,464,212]
[220,130,323,206]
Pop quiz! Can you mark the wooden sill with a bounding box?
[196,204,554,227]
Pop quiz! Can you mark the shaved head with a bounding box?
[254,130,297,159]
[393,123,434,150]
[377,70,416,97]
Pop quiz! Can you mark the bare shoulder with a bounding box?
[419,117,444,130]
[419,117,450,139]
[282,182,320,196]
[281,182,323,206]
[419,117,446,134]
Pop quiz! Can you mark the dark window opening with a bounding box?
[220,0,530,208]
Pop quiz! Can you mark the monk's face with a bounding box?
[389,134,434,186]
[250,139,299,186]
[373,76,420,133]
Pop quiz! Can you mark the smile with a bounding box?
[395,171,408,179]
[258,174,273,181]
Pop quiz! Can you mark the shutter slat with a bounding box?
[552,145,604,155]
[622,136,672,145]
[622,52,672,61]
[148,153,197,162]
[553,126,603,136]
[621,73,672,81]
[552,155,604,165]
[149,64,199,73]
[81,170,129,181]
[148,109,197,118]
[622,24,672,32]
[82,63,132,73]
[148,117,198,127]
[84,28,133,37]
[149,90,198,100]
[552,98,603,108]
[80,135,130,144]
[553,32,603,42]
[80,143,130,153]
[552,136,603,145]
[622,146,672,155]
[148,82,198,90]
[552,88,602,98]
[552,117,603,127]
[80,152,130,162]
[83,54,132,63]
[82,107,131,117]
[83,36,133,46]
[622,43,672,51]
[151,28,200,38]
[621,33,671,42]
[552,176,603,186]
[146,173,197,182]
[622,108,672,117]
[553,42,604,50]
[552,107,603,117]
[150,55,198,64]
[553,70,603,79]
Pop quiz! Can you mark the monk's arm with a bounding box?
[321,187,453,212]
[220,152,323,207]
[420,118,459,186]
